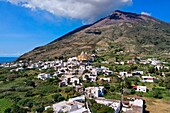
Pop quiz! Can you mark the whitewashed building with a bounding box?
[132,86,147,92]
[52,95,88,113]
[100,78,111,82]
[85,86,105,98]
[141,76,154,82]
[38,73,51,80]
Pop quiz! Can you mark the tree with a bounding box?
[130,65,138,71]
[148,66,155,74]
[164,76,170,95]
[10,105,28,113]
[11,105,20,113]
[88,99,115,113]
[65,87,73,93]
[36,105,44,113]
[10,96,21,103]
[131,89,136,94]
[164,76,170,90]
[110,86,115,92]
[134,77,139,85]
[26,80,36,88]
[58,96,65,102]
[104,82,110,90]
[4,108,11,113]
[124,78,132,89]
[152,89,163,99]
[52,94,65,102]
[25,91,34,97]
[18,99,33,108]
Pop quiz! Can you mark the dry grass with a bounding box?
[144,98,170,113]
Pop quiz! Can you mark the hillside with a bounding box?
[18,10,170,61]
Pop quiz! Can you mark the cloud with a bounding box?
[141,12,151,16]
[6,0,133,22]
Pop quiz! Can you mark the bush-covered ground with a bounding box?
[0,68,80,112]
[1,53,170,113]
[88,99,115,113]
[0,98,13,113]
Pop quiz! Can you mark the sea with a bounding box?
[0,57,18,64]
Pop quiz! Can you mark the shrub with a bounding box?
[8,96,21,103]
[52,94,65,102]
[18,99,34,108]
[152,89,163,99]
[88,99,115,113]
[110,86,115,92]
[10,105,29,113]
[4,108,11,113]
[26,81,36,88]
[39,85,57,94]
[64,87,73,93]
[131,89,136,94]
[25,91,34,97]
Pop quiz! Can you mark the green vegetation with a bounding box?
[1,10,170,113]
[88,99,115,113]
[0,98,13,113]
[17,10,170,61]
[0,68,80,112]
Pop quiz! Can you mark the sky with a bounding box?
[0,0,170,57]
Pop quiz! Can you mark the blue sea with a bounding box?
[0,57,18,64]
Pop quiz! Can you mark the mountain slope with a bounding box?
[18,10,170,61]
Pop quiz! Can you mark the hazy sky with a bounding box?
[0,0,170,57]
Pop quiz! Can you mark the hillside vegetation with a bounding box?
[18,10,170,62]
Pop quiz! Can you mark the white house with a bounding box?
[58,67,68,75]
[141,76,154,82]
[15,67,24,71]
[100,78,111,82]
[119,72,128,76]
[53,72,59,77]
[140,60,150,65]
[85,86,105,98]
[130,99,143,113]
[79,65,86,75]
[52,95,88,113]
[120,62,125,65]
[103,70,113,76]
[86,65,93,71]
[132,86,147,92]
[91,68,98,76]
[70,76,80,85]
[68,95,85,103]
[42,65,49,69]
[27,64,35,69]
[151,60,160,66]
[126,73,133,77]
[101,66,109,70]
[38,73,51,80]
[83,73,97,82]
[155,65,163,71]
[68,57,77,62]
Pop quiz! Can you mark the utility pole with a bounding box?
[120,76,125,113]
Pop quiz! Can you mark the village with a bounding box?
[0,51,170,113]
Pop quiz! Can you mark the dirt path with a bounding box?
[144,98,170,113]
